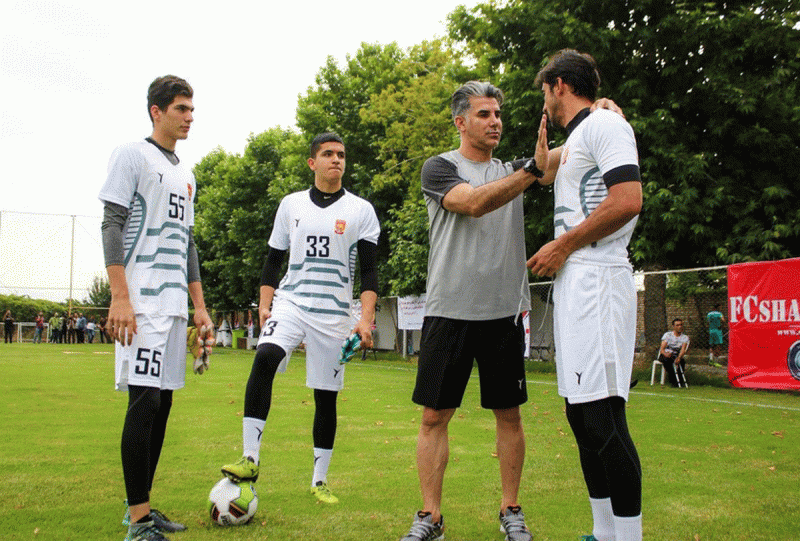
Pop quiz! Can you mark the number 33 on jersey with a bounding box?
[269,189,380,336]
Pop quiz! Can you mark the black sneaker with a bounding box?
[150,509,186,532]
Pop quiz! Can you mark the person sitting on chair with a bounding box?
[658,319,690,388]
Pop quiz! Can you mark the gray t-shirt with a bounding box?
[421,150,531,320]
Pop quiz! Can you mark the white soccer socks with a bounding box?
[613,514,642,541]
[589,497,616,540]
[312,447,333,486]
[242,416,266,464]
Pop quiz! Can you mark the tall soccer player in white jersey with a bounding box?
[528,50,643,541]
[221,133,380,505]
[99,75,214,541]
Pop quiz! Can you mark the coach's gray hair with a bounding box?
[450,81,504,119]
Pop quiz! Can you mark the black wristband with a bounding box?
[524,158,545,178]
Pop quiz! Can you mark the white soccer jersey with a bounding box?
[554,109,639,266]
[98,140,195,317]
[269,189,380,337]
[661,331,690,356]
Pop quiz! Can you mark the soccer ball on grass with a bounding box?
[208,477,258,525]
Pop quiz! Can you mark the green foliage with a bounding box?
[385,198,430,295]
[0,294,66,322]
[449,0,800,269]
[665,269,727,301]
[295,42,434,295]
[193,129,308,309]
[85,274,111,308]
[360,40,479,295]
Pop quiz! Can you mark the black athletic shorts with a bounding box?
[412,315,527,410]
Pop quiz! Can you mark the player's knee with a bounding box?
[253,343,286,372]
[566,401,617,451]
[127,385,161,415]
[420,407,455,430]
[493,406,522,430]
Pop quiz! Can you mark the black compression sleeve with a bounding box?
[603,164,641,188]
[260,248,287,288]
[357,239,378,294]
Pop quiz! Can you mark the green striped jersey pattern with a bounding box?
[124,192,189,297]
[281,243,358,318]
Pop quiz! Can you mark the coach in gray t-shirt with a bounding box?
[422,149,530,320]
[399,81,549,541]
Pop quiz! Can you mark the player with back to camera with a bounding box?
[220,132,380,505]
[99,75,214,541]
[527,49,643,541]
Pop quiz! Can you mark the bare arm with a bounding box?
[658,340,668,357]
[442,115,550,217]
[259,285,275,328]
[106,265,137,345]
[354,290,377,349]
[188,281,213,339]
[442,168,536,217]
[527,181,642,277]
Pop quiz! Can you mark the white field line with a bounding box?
[350,362,800,413]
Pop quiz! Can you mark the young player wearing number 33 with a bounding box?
[99,75,215,541]
[220,132,380,505]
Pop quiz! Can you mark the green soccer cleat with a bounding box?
[311,481,339,503]
[579,536,598,541]
[499,506,532,541]
[122,500,130,527]
[124,520,169,541]
[221,455,259,483]
[400,511,444,541]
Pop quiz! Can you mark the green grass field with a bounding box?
[0,343,798,540]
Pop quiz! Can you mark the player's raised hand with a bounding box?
[534,113,550,177]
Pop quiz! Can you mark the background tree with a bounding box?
[193,129,308,309]
[85,275,111,308]
[361,40,478,295]
[295,41,473,295]
[449,0,800,351]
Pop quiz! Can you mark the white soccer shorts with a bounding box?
[257,298,348,391]
[115,314,188,391]
[553,261,636,404]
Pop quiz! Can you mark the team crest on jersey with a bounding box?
[334,219,346,235]
[187,183,193,198]
[562,146,570,164]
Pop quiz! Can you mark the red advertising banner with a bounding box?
[727,257,800,390]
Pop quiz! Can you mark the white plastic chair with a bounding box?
[650,359,666,385]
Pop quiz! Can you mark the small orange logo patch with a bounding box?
[334,220,346,235]
[562,146,570,165]
[187,183,193,198]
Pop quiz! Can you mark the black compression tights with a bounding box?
[243,343,338,449]
[121,386,173,506]
[313,389,338,449]
[565,396,642,517]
